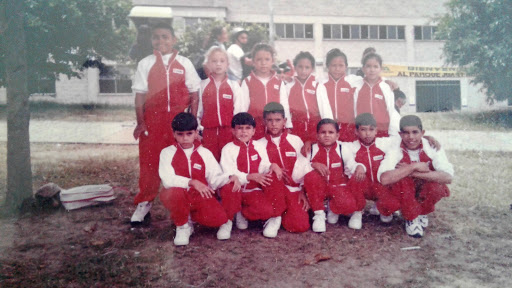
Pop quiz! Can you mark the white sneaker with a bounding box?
[405,218,424,238]
[263,216,282,238]
[235,211,248,230]
[380,214,393,223]
[217,220,233,240]
[326,204,339,224]
[369,203,380,216]
[348,211,363,230]
[130,201,152,223]
[174,223,194,246]
[312,210,326,233]
[418,215,429,228]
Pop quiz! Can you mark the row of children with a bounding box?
[129,22,454,245]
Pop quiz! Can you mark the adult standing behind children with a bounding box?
[227,28,252,82]
[130,22,201,224]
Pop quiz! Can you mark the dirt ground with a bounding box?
[0,145,511,287]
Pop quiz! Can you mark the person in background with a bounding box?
[198,26,229,79]
[394,89,407,114]
[227,27,252,82]
[129,25,153,63]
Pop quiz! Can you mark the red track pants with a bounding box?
[348,177,400,216]
[390,178,450,220]
[281,189,310,233]
[304,171,365,215]
[160,188,228,227]
[220,174,287,221]
[202,126,233,161]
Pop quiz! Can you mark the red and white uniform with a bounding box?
[301,141,366,215]
[286,75,333,142]
[321,74,360,141]
[241,71,292,138]
[377,138,454,220]
[353,77,400,137]
[219,139,287,221]
[256,132,310,232]
[198,75,244,160]
[158,141,229,227]
[345,137,400,216]
[131,50,201,205]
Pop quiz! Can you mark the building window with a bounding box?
[414,26,437,40]
[99,66,132,94]
[323,24,405,40]
[275,23,313,39]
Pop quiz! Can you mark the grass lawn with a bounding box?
[413,108,512,131]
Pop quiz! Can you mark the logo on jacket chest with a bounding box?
[173,68,184,74]
[222,94,232,100]
[193,163,202,170]
[251,154,259,161]
[340,88,350,93]
[274,84,279,90]
[285,151,297,157]
[331,162,342,168]
[373,155,384,161]
[374,94,383,100]
[306,89,316,95]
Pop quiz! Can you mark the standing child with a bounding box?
[131,22,201,224]
[241,43,292,139]
[219,112,288,238]
[198,47,244,161]
[158,113,241,245]
[302,119,366,232]
[321,48,360,142]
[256,102,311,233]
[287,51,333,144]
[353,53,400,138]
[378,115,453,238]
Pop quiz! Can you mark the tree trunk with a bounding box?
[3,0,33,213]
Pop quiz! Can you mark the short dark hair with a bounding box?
[400,115,423,131]
[326,48,348,67]
[172,112,198,131]
[355,113,377,128]
[251,43,275,60]
[263,102,285,119]
[317,118,339,132]
[394,89,406,101]
[362,52,382,67]
[293,51,315,68]
[151,22,175,37]
[231,112,256,128]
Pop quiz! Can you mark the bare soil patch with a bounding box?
[1,145,511,287]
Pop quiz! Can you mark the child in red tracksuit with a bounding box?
[286,51,333,144]
[219,112,288,238]
[255,102,311,233]
[241,43,292,139]
[198,47,244,161]
[158,113,240,245]
[131,23,201,224]
[302,119,366,232]
[346,113,401,224]
[321,48,361,142]
[379,115,453,238]
[353,53,400,138]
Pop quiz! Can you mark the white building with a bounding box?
[1,0,506,111]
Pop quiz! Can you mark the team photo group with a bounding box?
[129,22,454,246]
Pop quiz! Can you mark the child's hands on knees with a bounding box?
[298,191,311,211]
[229,175,242,192]
[189,179,215,198]
[247,173,273,187]
[311,162,330,177]
[354,166,366,182]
